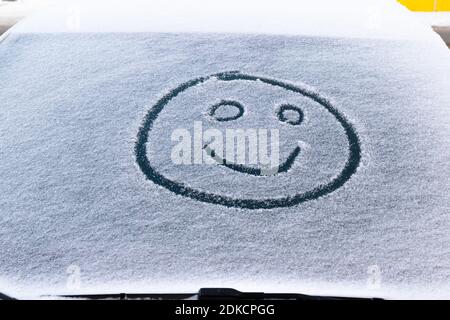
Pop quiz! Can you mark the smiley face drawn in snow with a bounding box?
[202,101,303,176]
[135,71,361,209]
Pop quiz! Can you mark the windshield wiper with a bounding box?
[58,288,382,300]
[0,291,16,300]
[197,288,381,300]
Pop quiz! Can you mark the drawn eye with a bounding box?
[276,104,304,125]
[209,100,245,122]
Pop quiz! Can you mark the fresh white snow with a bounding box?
[11,0,439,41]
[0,0,450,299]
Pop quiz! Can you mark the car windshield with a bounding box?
[1,0,450,299]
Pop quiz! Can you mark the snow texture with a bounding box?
[1,1,450,299]
[11,0,437,41]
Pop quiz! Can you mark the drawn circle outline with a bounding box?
[135,71,361,209]
[209,100,245,122]
[277,104,304,125]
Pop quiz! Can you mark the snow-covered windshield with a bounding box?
[1,0,450,299]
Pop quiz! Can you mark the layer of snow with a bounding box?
[414,12,450,27]
[9,0,439,41]
[0,0,55,23]
[0,31,450,298]
[1,1,450,299]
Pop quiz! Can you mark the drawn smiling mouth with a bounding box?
[203,143,301,176]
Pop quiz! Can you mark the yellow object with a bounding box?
[398,0,450,11]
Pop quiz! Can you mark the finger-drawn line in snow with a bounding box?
[202,142,301,177]
[135,71,361,209]
[208,100,245,122]
[277,104,304,126]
